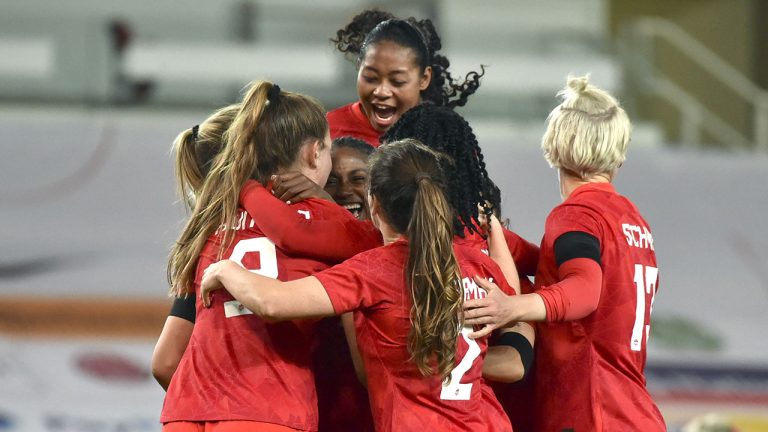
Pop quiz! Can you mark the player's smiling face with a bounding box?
[356,40,431,133]
[324,147,370,220]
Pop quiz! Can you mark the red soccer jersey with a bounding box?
[315,240,513,432]
[161,197,353,430]
[239,180,378,431]
[327,101,382,147]
[453,230,535,431]
[532,182,665,431]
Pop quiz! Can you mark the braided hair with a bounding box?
[331,9,484,109]
[382,103,494,236]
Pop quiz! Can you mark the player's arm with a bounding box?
[151,295,195,390]
[200,259,335,321]
[240,181,381,262]
[341,312,367,387]
[535,231,603,322]
[482,322,535,383]
[464,230,602,337]
[487,215,520,295]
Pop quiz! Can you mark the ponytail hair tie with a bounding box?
[191,124,200,141]
[266,84,281,106]
[414,172,431,184]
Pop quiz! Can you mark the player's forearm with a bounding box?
[483,345,524,383]
[212,261,335,320]
[488,216,520,294]
[215,261,277,318]
[507,293,548,323]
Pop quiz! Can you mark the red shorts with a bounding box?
[162,421,300,432]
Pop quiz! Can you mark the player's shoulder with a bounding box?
[326,102,354,120]
[454,242,494,268]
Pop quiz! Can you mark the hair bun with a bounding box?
[567,75,589,94]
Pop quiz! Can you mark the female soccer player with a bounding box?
[151,104,239,390]
[323,136,375,220]
[162,80,339,431]
[463,76,666,431]
[234,137,380,431]
[200,140,525,432]
[382,101,538,431]
[327,9,484,146]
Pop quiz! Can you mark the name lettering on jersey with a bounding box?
[216,210,252,234]
[216,209,313,234]
[223,300,254,318]
[462,277,491,301]
[622,223,654,250]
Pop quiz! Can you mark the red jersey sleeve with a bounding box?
[536,257,603,322]
[239,180,382,263]
[502,227,540,277]
[313,252,377,314]
[538,202,605,322]
[545,203,604,247]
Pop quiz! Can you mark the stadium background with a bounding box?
[1,0,767,430]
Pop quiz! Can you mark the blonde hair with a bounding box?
[167,80,328,296]
[172,104,240,210]
[368,139,463,379]
[541,75,631,179]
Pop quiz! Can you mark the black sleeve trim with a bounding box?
[169,295,196,323]
[553,231,601,267]
[495,331,534,381]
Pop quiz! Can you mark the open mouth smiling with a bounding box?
[341,202,364,220]
[372,104,397,123]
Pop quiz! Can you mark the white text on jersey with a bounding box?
[622,223,654,250]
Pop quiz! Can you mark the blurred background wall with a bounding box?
[1,1,767,431]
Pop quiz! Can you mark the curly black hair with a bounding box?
[381,103,495,236]
[331,9,484,109]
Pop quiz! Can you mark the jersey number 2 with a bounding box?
[630,264,658,351]
[441,325,481,400]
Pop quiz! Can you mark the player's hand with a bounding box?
[463,276,516,339]
[200,260,234,307]
[271,172,333,204]
[476,205,489,233]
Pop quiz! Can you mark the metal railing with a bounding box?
[622,17,768,151]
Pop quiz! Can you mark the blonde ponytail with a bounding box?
[167,81,327,296]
